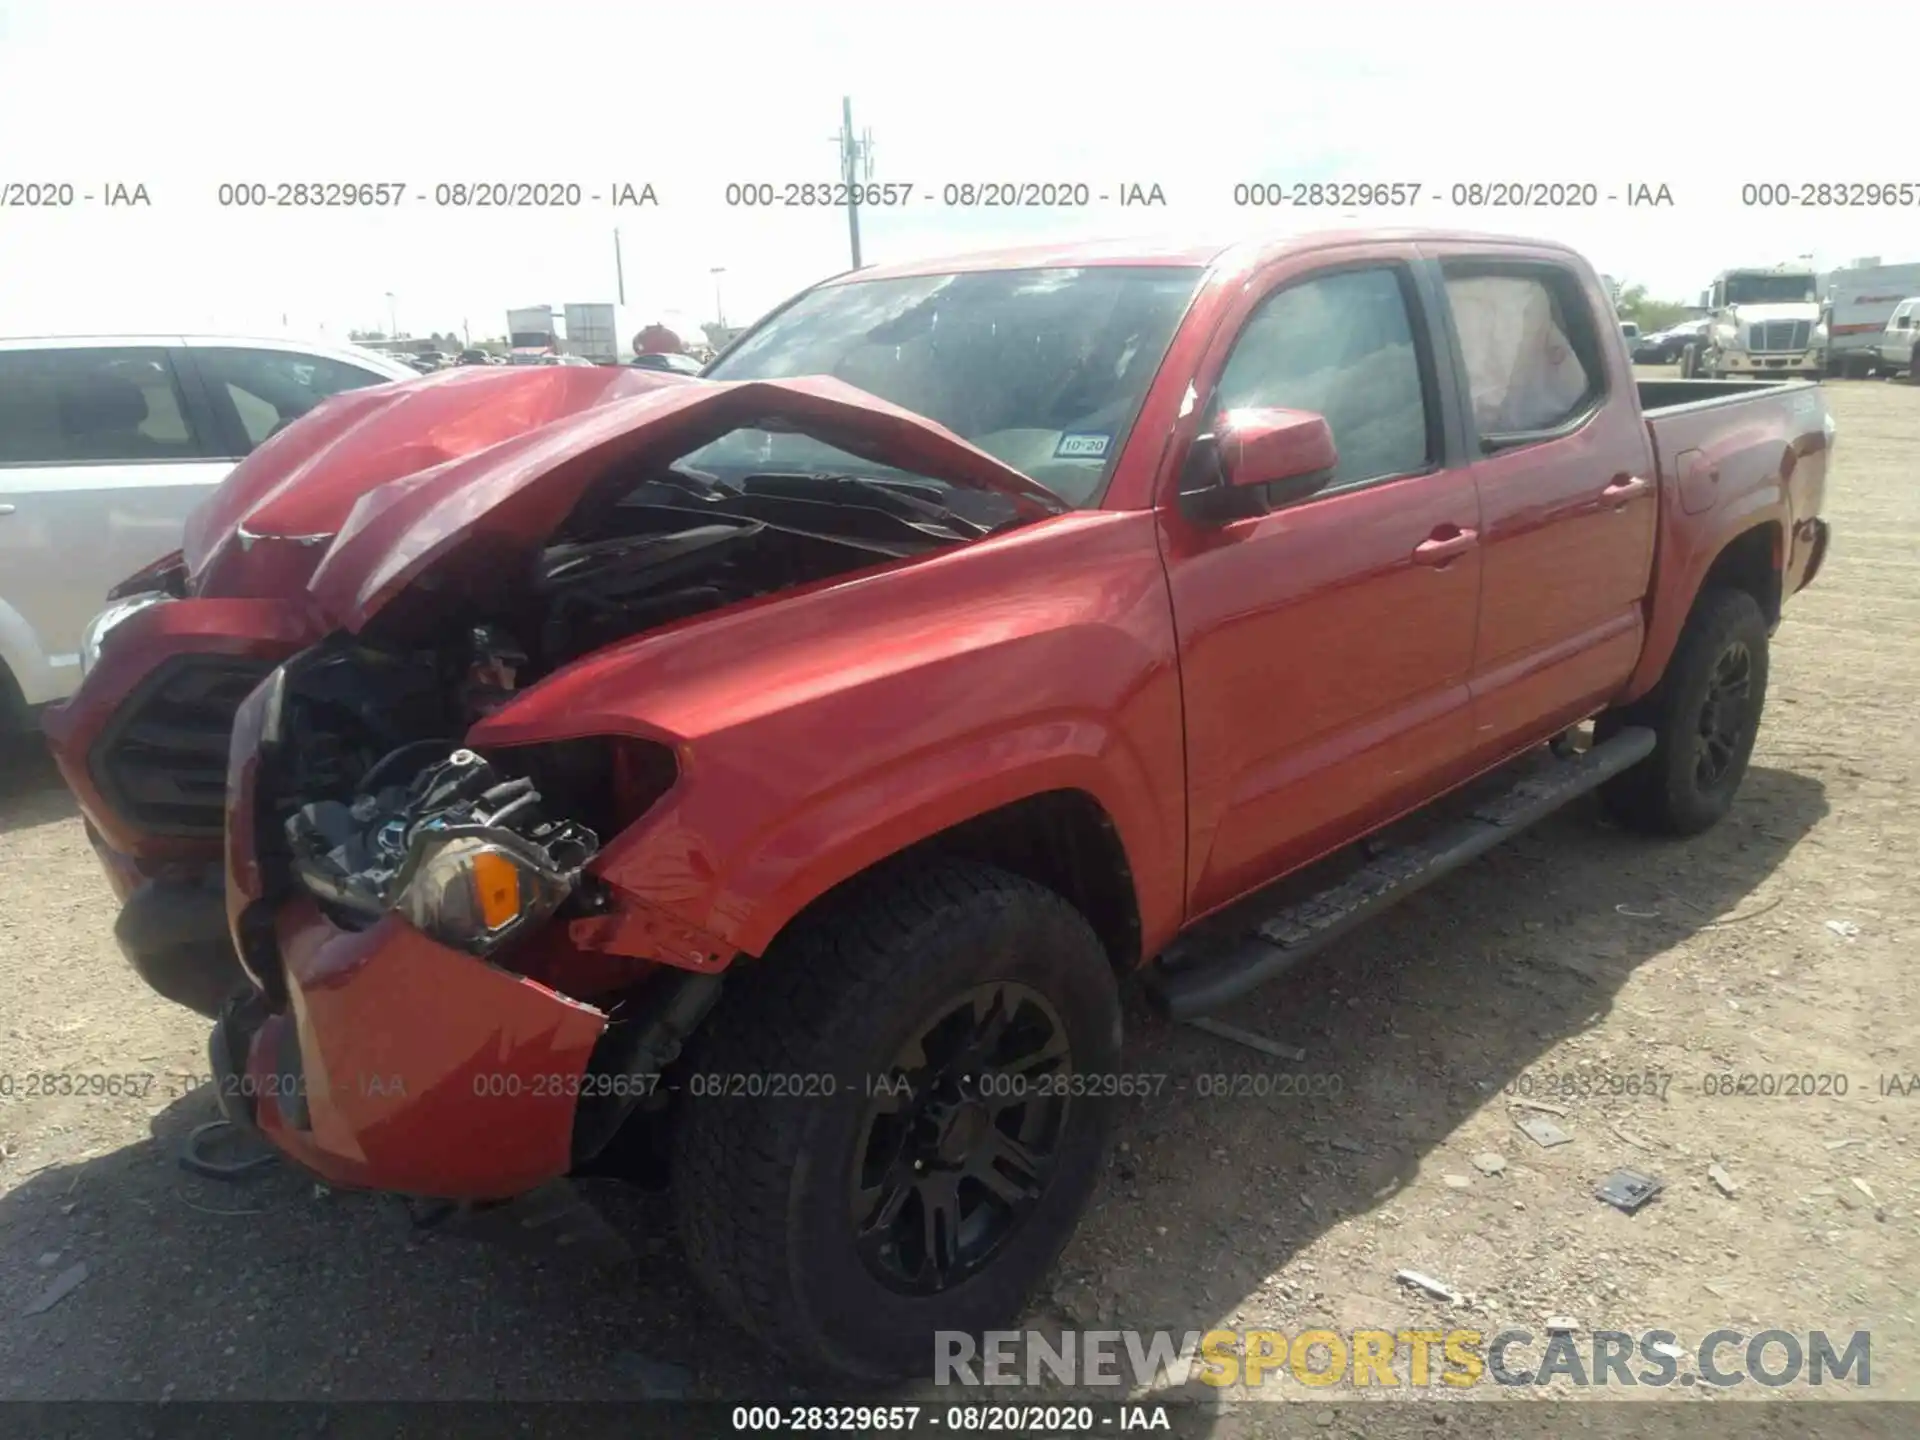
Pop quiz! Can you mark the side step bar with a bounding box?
[1145,726,1656,1021]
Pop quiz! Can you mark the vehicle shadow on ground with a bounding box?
[1040,763,1829,1427]
[0,766,1827,1419]
[0,734,76,837]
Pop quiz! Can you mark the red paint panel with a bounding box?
[251,898,606,1199]
[1627,385,1828,701]
[470,510,1189,962]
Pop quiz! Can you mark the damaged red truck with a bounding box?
[45,229,1832,1378]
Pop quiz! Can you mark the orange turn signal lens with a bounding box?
[470,849,523,930]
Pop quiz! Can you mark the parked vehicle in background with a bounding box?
[1619,320,1641,354]
[508,307,559,365]
[563,303,619,365]
[1635,319,1709,364]
[45,230,1832,1379]
[629,350,704,375]
[1820,260,1920,377]
[456,349,502,367]
[1870,296,1920,380]
[0,335,417,726]
[634,321,685,355]
[1681,266,1827,379]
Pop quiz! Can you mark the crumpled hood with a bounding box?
[185,366,687,599]
[184,366,1065,629]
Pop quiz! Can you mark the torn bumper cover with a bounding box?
[214,895,607,1199]
[216,678,614,1200]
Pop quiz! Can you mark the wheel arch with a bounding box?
[747,785,1149,975]
[1622,517,1783,705]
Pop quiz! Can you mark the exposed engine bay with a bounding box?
[285,747,599,953]
[254,463,994,965]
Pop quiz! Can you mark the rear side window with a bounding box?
[1441,268,1605,442]
[0,347,201,465]
[193,347,396,451]
[1212,267,1433,487]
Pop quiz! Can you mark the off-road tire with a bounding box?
[671,860,1122,1379]
[1595,587,1770,836]
[1907,345,1920,384]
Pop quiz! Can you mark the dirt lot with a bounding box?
[1,374,1916,1430]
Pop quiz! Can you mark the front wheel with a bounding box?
[1595,588,1771,836]
[671,860,1122,1379]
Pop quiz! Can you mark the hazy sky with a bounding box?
[2,0,1914,346]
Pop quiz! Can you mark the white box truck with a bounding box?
[562,303,618,365]
[1821,259,1920,377]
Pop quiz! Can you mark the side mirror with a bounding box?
[1219,406,1338,490]
[1180,407,1339,522]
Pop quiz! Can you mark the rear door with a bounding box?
[0,344,231,705]
[1425,252,1658,764]
[1158,247,1484,915]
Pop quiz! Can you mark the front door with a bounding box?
[1158,254,1485,917]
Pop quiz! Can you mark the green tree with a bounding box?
[1617,284,1691,334]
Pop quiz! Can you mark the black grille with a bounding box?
[1749,320,1811,352]
[92,656,277,836]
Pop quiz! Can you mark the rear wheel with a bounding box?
[1595,588,1770,836]
[1908,344,1920,384]
[672,860,1122,1379]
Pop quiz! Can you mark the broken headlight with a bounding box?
[286,747,599,956]
[390,828,590,955]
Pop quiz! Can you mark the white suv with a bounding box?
[0,335,419,727]
[1870,297,1920,381]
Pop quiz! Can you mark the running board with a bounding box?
[1145,726,1656,1021]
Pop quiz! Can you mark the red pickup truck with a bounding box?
[46,228,1831,1379]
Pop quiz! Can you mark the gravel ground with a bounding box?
[1,374,1915,1432]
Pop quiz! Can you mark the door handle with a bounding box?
[1412,527,1477,565]
[0,504,15,516]
[1603,474,1651,508]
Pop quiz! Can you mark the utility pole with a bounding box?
[614,228,627,305]
[710,266,727,328]
[831,96,874,270]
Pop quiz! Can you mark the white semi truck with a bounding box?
[1680,265,1827,380]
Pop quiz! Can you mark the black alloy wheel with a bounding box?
[851,981,1070,1295]
[1694,640,1754,790]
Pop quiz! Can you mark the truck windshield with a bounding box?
[689,265,1203,508]
[1725,274,1817,305]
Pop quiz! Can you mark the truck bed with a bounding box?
[1635,376,1813,415]
[1629,373,1830,701]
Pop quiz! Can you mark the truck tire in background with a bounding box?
[671,860,1122,1379]
[1594,587,1771,837]
[1908,344,1920,384]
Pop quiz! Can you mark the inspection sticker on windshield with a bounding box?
[1055,431,1111,460]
